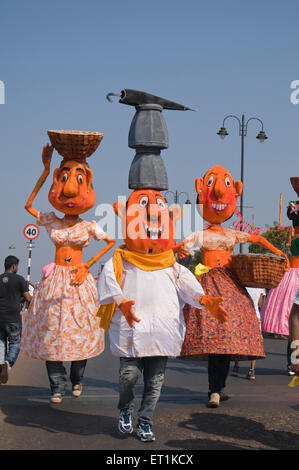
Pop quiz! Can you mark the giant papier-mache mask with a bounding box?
[47,130,103,215]
[114,189,182,254]
[108,89,193,254]
[196,165,243,225]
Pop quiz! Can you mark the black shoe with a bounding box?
[219,388,230,401]
[231,365,239,377]
[246,369,256,380]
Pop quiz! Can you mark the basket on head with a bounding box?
[47,130,103,162]
[231,253,286,289]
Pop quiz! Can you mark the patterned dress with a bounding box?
[21,212,105,361]
[180,228,265,361]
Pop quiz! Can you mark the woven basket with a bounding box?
[231,253,286,289]
[47,130,103,161]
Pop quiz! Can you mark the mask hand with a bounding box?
[119,300,140,328]
[173,241,189,260]
[200,295,228,323]
[71,264,89,286]
[42,144,54,171]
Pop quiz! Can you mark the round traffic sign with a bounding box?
[23,224,40,240]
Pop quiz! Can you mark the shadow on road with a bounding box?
[165,412,299,450]
[0,385,119,439]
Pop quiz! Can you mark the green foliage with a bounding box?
[248,222,292,257]
[189,250,203,274]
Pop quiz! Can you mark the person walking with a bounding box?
[288,288,299,377]
[0,256,31,384]
[231,287,266,380]
[22,142,114,404]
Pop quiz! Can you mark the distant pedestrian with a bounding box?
[231,287,266,380]
[0,256,32,384]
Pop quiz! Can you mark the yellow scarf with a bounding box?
[97,245,176,331]
[194,263,211,279]
[288,376,299,388]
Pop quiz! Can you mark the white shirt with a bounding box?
[246,287,266,322]
[98,258,205,358]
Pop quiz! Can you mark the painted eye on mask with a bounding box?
[77,174,83,184]
[156,198,165,210]
[139,196,149,208]
[207,175,214,187]
[62,173,68,183]
[225,176,231,187]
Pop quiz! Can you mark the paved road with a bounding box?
[0,336,299,450]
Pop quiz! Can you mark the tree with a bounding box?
[248,221,292,257]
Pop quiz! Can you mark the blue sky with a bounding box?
[0,0,299,280]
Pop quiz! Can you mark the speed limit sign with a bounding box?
[23,224,40,240]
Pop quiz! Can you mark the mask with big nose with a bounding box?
[48,160,95,215]
[114,189,182,254]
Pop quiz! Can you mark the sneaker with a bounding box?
[288,366,295,376]
[0,361,10,384]
[72,383,82,398]
[231,365,239,377]
[118,411,133,434]
[50,393,63,404]
[247,369,256,380]
[137,421,155,442]
[207,392,220,408]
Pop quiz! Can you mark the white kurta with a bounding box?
[98,258,205,358]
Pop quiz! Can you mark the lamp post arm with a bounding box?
[222,115,242,132]
[178,191,190,203]
[164,190,175,204]
[164,191,175,199]
[245,117,264,132]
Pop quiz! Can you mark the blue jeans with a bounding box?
[45,360,87,395]
[0,320,22,369]
[118,356,168,426]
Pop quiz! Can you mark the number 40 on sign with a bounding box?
[23,224,40,240]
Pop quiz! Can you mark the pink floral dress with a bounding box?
[21,212,105,361]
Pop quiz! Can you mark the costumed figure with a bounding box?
[178,165,289,408]
[97,91,227,442]
[260,177,299,375]
[21,131,115,403]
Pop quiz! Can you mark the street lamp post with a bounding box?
[217,113,268,253]
[164,190,191,205]
[164,190,192,267]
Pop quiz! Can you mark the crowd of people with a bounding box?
[0,112,298,443]
[0,249,298,443]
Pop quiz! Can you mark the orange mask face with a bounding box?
[48,160,95,215]
[114,189,182,254]
[196,165,243,224]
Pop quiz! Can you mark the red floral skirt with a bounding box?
[180,266,265,361]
